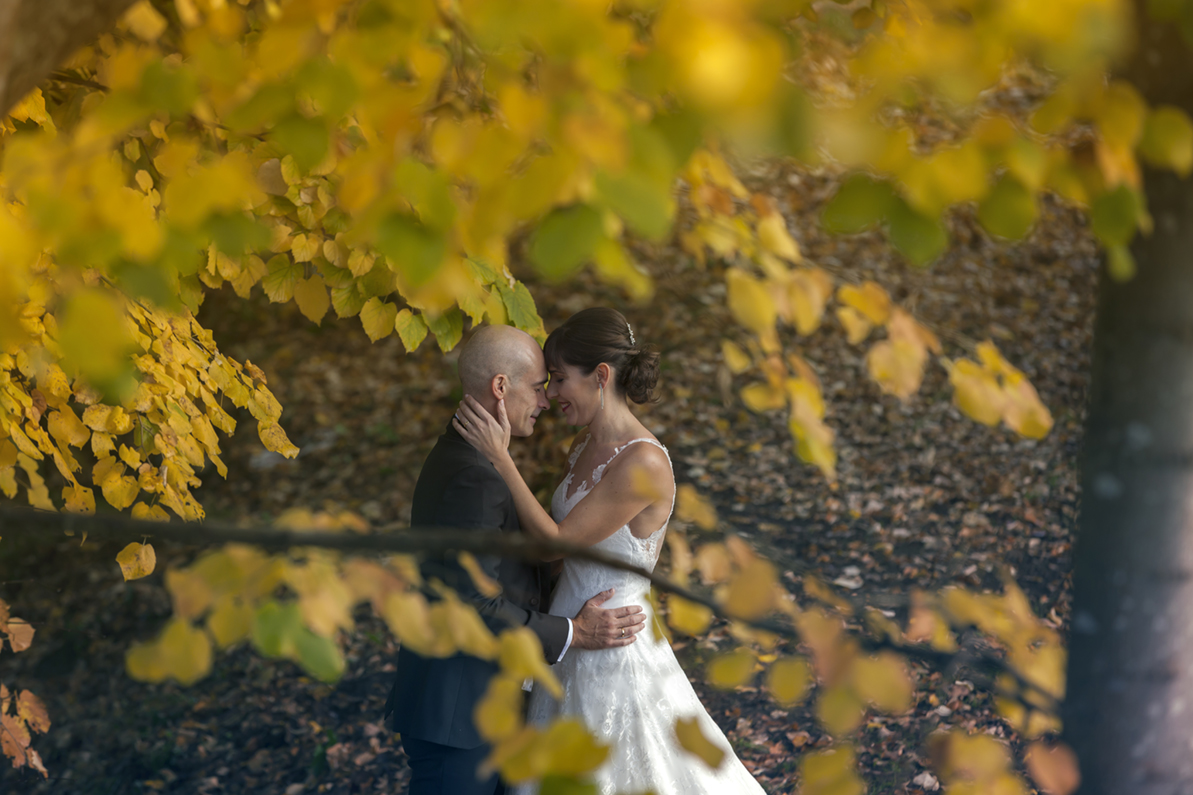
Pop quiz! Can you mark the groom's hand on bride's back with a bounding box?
[571,588,647,650]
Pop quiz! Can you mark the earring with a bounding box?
[599,382,605,410]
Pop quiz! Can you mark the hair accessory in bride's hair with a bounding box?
[627,323,635,346]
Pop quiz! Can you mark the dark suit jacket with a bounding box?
[384,422,571,749]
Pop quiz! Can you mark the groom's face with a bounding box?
[503,353,551,437]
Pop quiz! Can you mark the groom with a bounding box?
[385,324,647,795]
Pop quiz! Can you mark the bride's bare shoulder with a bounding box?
[616,440,673,482]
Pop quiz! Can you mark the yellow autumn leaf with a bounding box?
[122,0,168,41]
[474,674,525,742]
[851,651,913,713]
[707,649,755,689]
[723,559,778,619]
[694,543,732,584]
[293,275,330,324]
[206,595,254,649]
[160,617,213,685]
[756,212,801,262]
[360,297,398,342]
[62,484,95,515]
[1001,371,1054,439]
[382,590,445,657]
[949,358,1005,426]
[740,382,786,412]
[725,269,777,338]
[394,308,429,352]
[46,408,90,448]
[82,405,134,435]
[116,542,156,581]
[815,684,866,736]
[498,626,563,699]
[537,718,610,777]
[674,716,726,769]
[439,595,499,660]
[789,268,833,336]
[767,657,811,706]
[838,281,891,325]
[102,471,140,511]
[721,340,752,374]
[290,233,321,262]
[801,745,865,795]
[1025,741,1081,795]
[459,551,503,598]
[623,463,663,505]
[675,483,718,529]
[668,595,713,636]
[257,422,299,458]
[131,502,170,522]
[867,338,927,400]
[835,306,873,345]
[166,568,214,620]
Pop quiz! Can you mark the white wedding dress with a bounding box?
[514,437,767,795]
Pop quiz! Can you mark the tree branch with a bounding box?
[0,503,1059,714]
[0,0,138,116]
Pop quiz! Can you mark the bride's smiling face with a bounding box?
[547,363,602,425]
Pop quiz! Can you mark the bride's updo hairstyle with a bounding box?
[543,308,660,404]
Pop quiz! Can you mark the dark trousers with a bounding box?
[401,737,505,795]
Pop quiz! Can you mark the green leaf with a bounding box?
[821,175,897,234]
[262,254,302,302]
[1107,244,1136,281]
[650,107,704,171]
[977,175,1037,240]
[1139,105,1193,176]
[272,114,330,172]
[205,213,271,257]
[357,257,399,299]
[331,284,367,318]
[540,776,599,795]
[376,214,446,287]
[426,308,464,353]
[393,158,456,233]
[465,256,501,286]
[497,281,544,339]
[529,204,604,280]
[293,628,346,682]
[1090,184,1141,247]
[395,308,429,352]
[252,601,303,659]
[225,84,293,131]
[296,57,359,120]
[594,170,674,242]
[139,61,198,116]
[887,199,947,267]
[161,226,205,277]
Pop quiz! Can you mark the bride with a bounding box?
[453,307,767,795]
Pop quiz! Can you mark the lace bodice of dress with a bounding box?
[547,435,674,619]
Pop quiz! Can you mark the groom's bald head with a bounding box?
[458,325,549,437]
[458,324,541,395]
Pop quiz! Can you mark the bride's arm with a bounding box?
[454,396,668,551]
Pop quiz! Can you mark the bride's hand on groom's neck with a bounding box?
[453,394,511,464]
[571,588,647,650]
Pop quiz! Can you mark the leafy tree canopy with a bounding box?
[1,0,1185,790]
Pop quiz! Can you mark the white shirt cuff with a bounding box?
[557,618,574,663]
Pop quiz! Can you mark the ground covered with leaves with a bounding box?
[0,163,1096,794]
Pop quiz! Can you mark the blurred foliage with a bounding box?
[0,0,1173,790]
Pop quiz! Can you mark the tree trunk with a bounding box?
[1063,7,1193,792]
[0,0,136,116]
